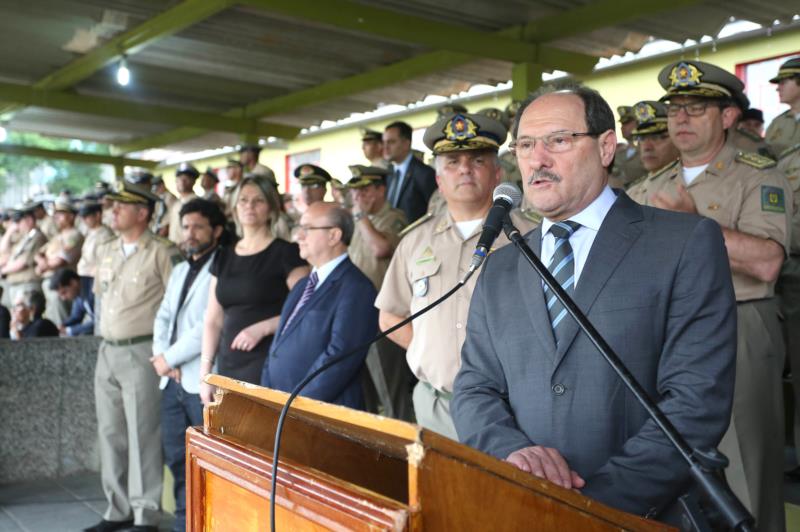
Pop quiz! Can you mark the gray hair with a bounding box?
[325,204,355,246]
[19,290,45,317]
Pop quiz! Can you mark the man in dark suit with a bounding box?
[261,202,378,409]
[451,83,737,520]
[50,268,95,336]
[383,121,437,223]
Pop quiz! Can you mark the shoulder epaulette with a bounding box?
[735,151,777,170]
[153,235,177,247]
[625,174,648,190]
[648,159,679,181]
[399,212,434,238]
[779,142,800,161]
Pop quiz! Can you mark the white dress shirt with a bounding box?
[540,185,617,287]
[312,253,348,290]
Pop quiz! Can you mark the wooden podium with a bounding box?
[186,375,673,531]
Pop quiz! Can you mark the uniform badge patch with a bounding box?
[761,186,786,213]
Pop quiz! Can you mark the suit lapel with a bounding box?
[518,226,557,360]
[183,251,216,305]
[552,193,643,371]
[277,259,349,341]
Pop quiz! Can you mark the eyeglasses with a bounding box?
[296,225,335,233]
[665,101,718,117]
[509,131,598,157]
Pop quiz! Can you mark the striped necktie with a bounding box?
[283,271,318,330]
[545,221,581,344]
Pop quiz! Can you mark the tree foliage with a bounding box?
[0,132,111,197]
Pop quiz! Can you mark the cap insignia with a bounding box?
[444,114,478,142]
[669,62,702,88]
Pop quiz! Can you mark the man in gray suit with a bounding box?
[151,198,225,532]
[451,83,737,520]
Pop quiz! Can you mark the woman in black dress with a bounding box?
[199,176,308,402]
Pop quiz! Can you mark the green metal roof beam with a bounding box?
[0,144,158,169]
[0,81,300,138]
[242,0,538,63]
[0,0,235,117]
[36,0,236,91]
[522,0,701,43]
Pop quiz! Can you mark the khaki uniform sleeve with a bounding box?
[374,209,408,250]
[375,236,413,317]
[736,168,792,255]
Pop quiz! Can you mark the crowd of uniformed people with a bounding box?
[0,56,798,532]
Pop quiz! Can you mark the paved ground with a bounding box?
[0,473,174,532]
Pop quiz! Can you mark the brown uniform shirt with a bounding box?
[375,209,538,392]
[77,224,114,277]
[38,215,58,240]
[729,128,774,159]
[766,110,800,156]
[6,228,48,284]
[95,231,182,340]
[167,193,198,245]
[348,202,407,290]
[634,142,791,301]
[41,227,84,275]
[778,143,800,254]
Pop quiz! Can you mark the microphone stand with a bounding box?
[503,219,754,532]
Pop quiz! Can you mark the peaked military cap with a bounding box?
[176,163,200,179]
[505,100,522,119]
[106,180,160,206]
[658,60,745,104]
[203,167,219,182]
[631,100,669,136]
[127,171,154,185]
[293,164,332,186]
[742,108,764,123]
[346,165,390,188]
[226,158,243,168]
[436,103,468,118]
[770,57,800,83]
[78,201,103,217]
[423,112,507,155]
[361,128,383,142]
[11,200,38,216]
[151,174,164,185]
[477,107,510,129]
[53,198,77,213]
[617,105,636,123]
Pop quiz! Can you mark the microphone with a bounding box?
[470,182,522,270]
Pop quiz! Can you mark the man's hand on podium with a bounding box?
[506,446,585,491]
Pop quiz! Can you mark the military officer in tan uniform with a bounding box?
[222,159,243,219]
[76,201,114,282]
[151,175,176,237]
[87,181,182,532]
[1,203,48,303]
[646,60,791,532]
[35,199,84,326]
[361,128,390,169]
[376,112,537,438]
[239,144,276,182]
[610,105,646,188]
[766,57,800,155]
[346,164,412,420]
[0,212,21,307]
[167,163,200,245]
[625,100,679,203]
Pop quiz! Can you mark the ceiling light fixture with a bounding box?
[116,55,130,86]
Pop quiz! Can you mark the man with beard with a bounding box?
[151,199,224,532]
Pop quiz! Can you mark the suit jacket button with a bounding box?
[552,383,566,395]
